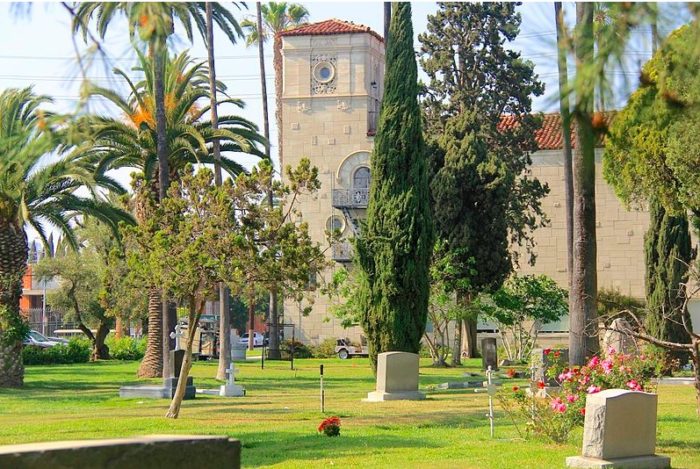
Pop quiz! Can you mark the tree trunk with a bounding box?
[138,287,163,377]
[555,2,574,289]
[273,33,283,170]
[451,319,462,366]
[691,339,700,418]
[256,3,279,360]
[462,317,478,359]
[166,297,204,419]
[0,220,29,388]
[570,3,599,366]
[216,286,231,380]
[93,321,111,360]
[247,294,256,351]
[154,40,170,203]
[161,291,172,379]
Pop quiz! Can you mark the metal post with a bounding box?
[261,342,265,370]
[291,327,295,370]
[320,364,325,413]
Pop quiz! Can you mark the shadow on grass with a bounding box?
[239,431,439,467]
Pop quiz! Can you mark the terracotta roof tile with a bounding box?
[499,112,614,150]
[279,19,383,42]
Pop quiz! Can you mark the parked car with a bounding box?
[239,332,265,347]
[22,330,66,348]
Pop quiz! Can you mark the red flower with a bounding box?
[553,350,561,358]
[537,380,546,389]
[513,386,520,392]
[543,348,552,355]
[579,408,586,416]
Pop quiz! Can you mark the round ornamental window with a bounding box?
[313,61,336,84]
[326,215,345,233]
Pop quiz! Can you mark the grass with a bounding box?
[0,358,698,468]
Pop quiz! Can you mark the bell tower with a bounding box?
[279,20,385,343]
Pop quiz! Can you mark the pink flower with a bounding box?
[566,394,578,403]
[558,369,574,382]
[550,397,567,413]
[601,359,614,374]
[587,356,600,368]
[587,385,601,394]
[607,346,617,355]
[626,380,642,392]
[619,365,631,373]
[640,354,646,361]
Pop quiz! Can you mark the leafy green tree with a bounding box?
[34,238,112,360]
[603,25,697,360]
[478,275,568,362]
[419,2,548,359]
[76,50,263,377]
[356,3,433,371]
[0,88,131,387]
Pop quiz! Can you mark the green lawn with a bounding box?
[0,358,697,468]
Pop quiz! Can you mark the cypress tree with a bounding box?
[356,2,432,371]
[644,199,692,361]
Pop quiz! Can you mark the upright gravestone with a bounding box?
[364,352,425,402]
[230,330,247,360]
[602,318,636,355]
[219,363,245,397]
[531,348,568,386]
[566,389,670,468]
[481,338,498,371]
[164,350,196,399]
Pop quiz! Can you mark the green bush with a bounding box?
[105,336,146,361]
[23,338,91,365]
[313,338,337,358]
[281,339,313,359]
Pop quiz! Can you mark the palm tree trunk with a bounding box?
[0,220,28,388]
[555,2,574,290]
[138,287,163,377]
[273,33,283,170]
[256,2,280,360]
[205,3,232,382]
[570,3,599,366]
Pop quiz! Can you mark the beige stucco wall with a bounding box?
[281,32,653,345]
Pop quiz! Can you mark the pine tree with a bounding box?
[356,2,432,371]
[644,200,692,360]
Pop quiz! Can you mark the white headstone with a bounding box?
[364,352,424,402]
[602,318,636,355]
[566,389,670,468]
[219,363,244,397]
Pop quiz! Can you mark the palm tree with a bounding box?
[241,2,309,171]
[0,87,132,388]
[77,51,264,376]
[554,3,574,298]
[242,1,307,358]
[72,1,251,378]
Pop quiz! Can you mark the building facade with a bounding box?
[279,20,655,345]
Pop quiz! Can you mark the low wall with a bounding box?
[0,435,240,469]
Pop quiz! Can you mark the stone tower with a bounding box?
[279,20,385,344]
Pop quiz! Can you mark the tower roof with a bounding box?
[279,19,383,43]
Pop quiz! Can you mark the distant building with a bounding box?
[276,20,700,345]
[22,241,60,335]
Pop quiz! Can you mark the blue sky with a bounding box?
[0,1,690,178]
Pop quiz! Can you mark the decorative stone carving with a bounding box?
[311,55,337,95]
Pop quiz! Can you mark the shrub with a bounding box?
[313,339,338,358]
[281,339,313,359]
[23,338,91,365]
[106,337,146,361]
[498,348,662,443]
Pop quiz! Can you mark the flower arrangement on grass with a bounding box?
[498,347,662,443]
[318,416,341,437]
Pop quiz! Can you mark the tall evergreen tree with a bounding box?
[356,2,432,371]
[419,2,547,357]
[644,201,693,359]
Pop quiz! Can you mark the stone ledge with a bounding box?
[566,454,671,469]
[363,390,425,402]
[0,435,241,469]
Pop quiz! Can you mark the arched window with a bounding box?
[353,167,371,189]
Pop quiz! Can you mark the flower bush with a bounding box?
[498,347,662,443]
[318,416,341,437]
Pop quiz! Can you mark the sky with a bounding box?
[0,2,691,188]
